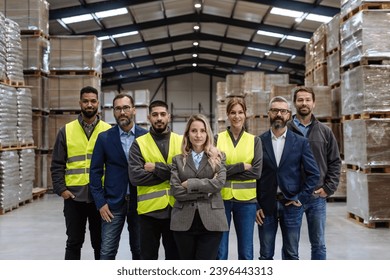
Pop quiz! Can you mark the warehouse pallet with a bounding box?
[347,212,390,229]
[346,164,390,174]
[342,112,390,121]
[23,70,49,77]
[49,70,102,78]
[9,80,25,87]
[326,47,340,56]
[49,109,81,115]
[341,57,390,72]
[326,196,346,202]
[0,204,19,215]
[330,82,341,89]
[314,61,327,70]
[0,143,19,151]
[32,188,47,199]
[21,29,50,40]
[341,2,390,23]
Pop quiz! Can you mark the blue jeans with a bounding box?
[100,203,127,260]
[257,200,303,260]
[303,196,326,260]
[218,201,257,260]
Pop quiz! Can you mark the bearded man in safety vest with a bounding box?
[128,100,182,260]
[51,86,111,260]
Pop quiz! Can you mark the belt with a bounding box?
[276,192,284,200]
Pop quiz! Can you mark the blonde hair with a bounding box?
[181,114,222,171]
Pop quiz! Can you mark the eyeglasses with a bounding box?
[114,105,133,113]
[269,108,290,115]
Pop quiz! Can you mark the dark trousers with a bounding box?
[173,210,223,260]
[63,199,101,260]
[126,191,141,260]
[139,215,179,260]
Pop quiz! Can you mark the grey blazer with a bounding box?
[170,152,228,232]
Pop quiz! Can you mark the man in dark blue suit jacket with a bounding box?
[90,93,147,260]
[256,96,320,260]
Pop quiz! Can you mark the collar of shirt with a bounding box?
[270,128,287,140]
[191,150,204,169]
[293,116,311,137]
[118,124,135,136]
[81,115,98,129]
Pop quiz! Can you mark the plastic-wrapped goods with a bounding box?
[305,39,314,73]
[340,10,390,67]
[134,89,150,106]
[18,148,34,202]
[216,81,226,102]
[343,118,390,167]
[264,74,289,91]
[347,170,390,223]
[0,150,20,212]
[0,84,18,147]
[0,0,49,34]
[48,75,101,110]
[246,116,269,136]
[24,74,48,111]
[341,65,390,115]
[341,0,390,19]
[311,86,332,118]
[0,12,7,81]
[226,74,244,96]
[243,71,265,93]
[21,35,50,73]
[327,50,341,86]
[16,88,34,145]
[313,64,327,86]
[5,18,24,83]
[216,101,227,121]
[50,35,102,73]
[326,13,341,52]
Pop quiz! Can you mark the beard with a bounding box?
[270,117,287,130]
[116,115,133,127]
[152,121,167,133]
[81,107,98,119]
[297,106,311,117]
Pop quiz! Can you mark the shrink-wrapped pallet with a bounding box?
[21,35,49,73]
[50,35,102,73]
[313,64,327,86]
[326,13,340,52]
[48,75,100,110]
[16,88,34,145]
[0,85,17,147]
[327,50,340,86]
[225,74,244,96]
[305,39,314,73]
[341,0,390,19]
[347,170,390,223]
[0,12,6,81]
[340,10,390,67]
[341,65,390,115]
[264,74,289,91]
[5,18,24,83]
[246,116,269,136]
[216,81,226,102]
[48,114,77,150]
[243,71,265,93]
[246,91,269,117]
[312,86,332,118]
[24,74,48,111]
[19,148,34,202]
[343,118,390,168]
[0,0,49,34]
[0,150,20,212]
[32,113,48,150]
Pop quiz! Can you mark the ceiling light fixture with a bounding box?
[192,63,197,67]
[193,24,200,31]
[192,54,198,58]
[193,41,199,46]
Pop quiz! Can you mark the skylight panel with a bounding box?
[270,7,303,19]
[257,30,284,38]
[306,13,333,23]
[61,14,93,24]
[95,8,128,19]
[286,35,310,43]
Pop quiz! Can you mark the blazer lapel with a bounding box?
[278,130,294,167]
[197,154,208,173]
[186,155,198,173]
[112,126,127,162]
[262,131,277,167]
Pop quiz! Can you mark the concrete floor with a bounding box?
[0,193,390,260]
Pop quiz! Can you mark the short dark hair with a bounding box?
[293,86,315,102]
[80,86,99,99]
[226,97,247,115]
[149,100,168,113]
[113,93,134,107]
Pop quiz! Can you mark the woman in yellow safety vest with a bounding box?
[216,97,263,260]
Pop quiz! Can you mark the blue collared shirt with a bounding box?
[191,150,204,169]
[293,116,311,137]
[119,125,136,160]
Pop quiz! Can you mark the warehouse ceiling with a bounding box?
[47,0,340,88]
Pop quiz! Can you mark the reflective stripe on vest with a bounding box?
[217,130,256,201]
[65,119,111,187]
[136,132,182,215]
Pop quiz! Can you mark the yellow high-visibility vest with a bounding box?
[136,132,182,214]
[217,130,256,201]
[65,119,111,186]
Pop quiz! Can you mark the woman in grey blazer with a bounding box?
[170,114,228,260]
